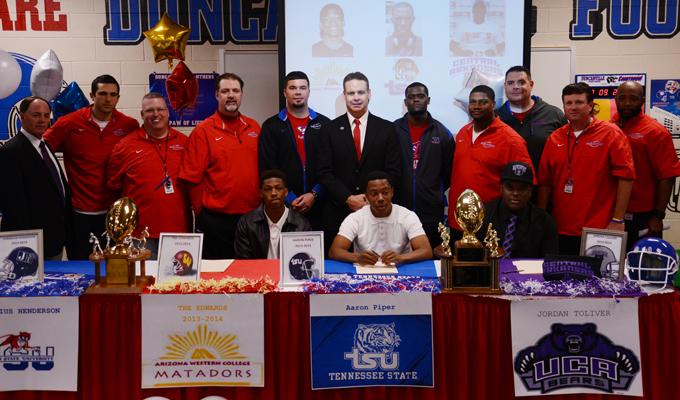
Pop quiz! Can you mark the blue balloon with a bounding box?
[52,81,89,121]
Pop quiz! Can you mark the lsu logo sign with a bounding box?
[0,331,54,372]
[310,293,433,389]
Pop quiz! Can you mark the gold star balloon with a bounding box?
[143,13,190,68]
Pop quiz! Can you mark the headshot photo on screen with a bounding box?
[385,1,423,57]
[312,3,354,57]
[449,0,505,57]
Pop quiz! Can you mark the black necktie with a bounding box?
[39,141,65,199]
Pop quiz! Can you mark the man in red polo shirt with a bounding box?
[613,81,680,250]
[179,73,261,259]
[447,84,533,233]
[107,93,191,258]
[538,82,635,255]
[44,74,139,260]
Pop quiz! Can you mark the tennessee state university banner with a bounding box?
[0,297,79,391]
[141,294,264,388]
[511,298,642,397]
[309,292,433,390]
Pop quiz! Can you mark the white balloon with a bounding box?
[0,50,21,100]
[30,49,63,101]
[454,67,505,113]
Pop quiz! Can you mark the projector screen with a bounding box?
[280,0,530,132]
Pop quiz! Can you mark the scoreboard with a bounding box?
[575,74,647,121]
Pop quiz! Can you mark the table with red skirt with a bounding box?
[2,260,680,400]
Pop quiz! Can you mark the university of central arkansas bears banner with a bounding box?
[0,297,79,391]
[309,292,433,390]
[511,298,642,397]
[141,294,264,388]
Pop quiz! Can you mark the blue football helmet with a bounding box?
[625,238,678,289]
[0,246,39,280]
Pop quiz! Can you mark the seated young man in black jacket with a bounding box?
[234,170,312,259]
[479,161,558,259]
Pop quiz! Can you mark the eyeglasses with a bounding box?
[142,107,168,114]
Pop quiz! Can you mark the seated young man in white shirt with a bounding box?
[328,171,432,265]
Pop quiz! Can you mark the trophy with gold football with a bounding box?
[439,189,502,294]
[87,197,155,293]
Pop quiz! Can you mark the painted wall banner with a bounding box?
[141,294,264,388]
[149,72,218,127]
[575,73,646,122]
[651,79,680,117]
[309,292,433,390]
[511,298,642,397]
[0,297,79,392]
[103,0,277,44]
[569,0,680,40]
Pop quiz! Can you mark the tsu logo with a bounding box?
[288,252,317,280]
[514,323,639,394]
[344,323,401,370]
[0,331,55,371]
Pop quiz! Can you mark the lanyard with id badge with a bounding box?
[153,134,174,195]
[564,130,578,194]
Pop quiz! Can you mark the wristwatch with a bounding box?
[653,209,666,220]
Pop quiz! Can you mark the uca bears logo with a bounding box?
[514,323,639,394]
[344,323,401,370]
[0,331,55,371]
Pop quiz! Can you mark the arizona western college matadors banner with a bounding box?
[141,294,264,388]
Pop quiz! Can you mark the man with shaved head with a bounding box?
[612,81,680,249]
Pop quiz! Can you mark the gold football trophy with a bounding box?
[439,189,502,294]
[87,197,155,293]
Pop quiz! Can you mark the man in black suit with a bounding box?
[0,96,71,260]
[317,71,402,250]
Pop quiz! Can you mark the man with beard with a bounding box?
[179,73,261,259]
[258,71,330,229]
[394,82,453,247]
[447,85,533,234]
[612,81,680,249]
[479,161,557,259]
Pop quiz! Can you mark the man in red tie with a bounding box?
[317,72,402,251]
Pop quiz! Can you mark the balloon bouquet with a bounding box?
[0,48,89,122]
[144,13,198,115]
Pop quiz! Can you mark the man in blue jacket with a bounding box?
[259,71,330,229]
[394,82,454,248]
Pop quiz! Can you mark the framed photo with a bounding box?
[0,229,43,282]
[156,233,203,283]
[279,231,324,289]
[580,228,627,280]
